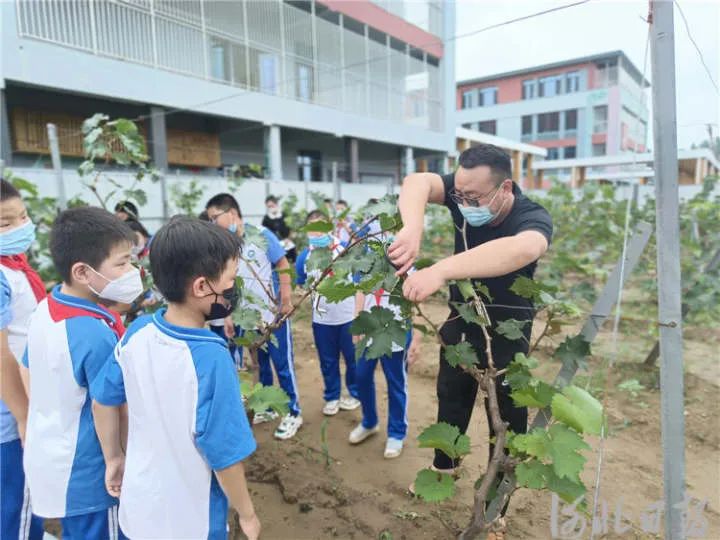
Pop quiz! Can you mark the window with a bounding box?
[592,143,606,156]
[477,87,497,107]
[521,115,533,135]
[297,151,322,182]
[539,75,562,98]
[564,146,577,159]
[593,105,608,133]
[596,60,619,87]
[565,110,578,131]
[259,53,278,95]
[538,112,560,134]
[296,64,313,101]
[477,120,496,135]
[522,79,535,100]
[547,147,560,160]
[462,90,475,109]
[566,71,580,93]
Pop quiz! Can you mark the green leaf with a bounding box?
[453,279,493,302]
[510,380,557,408]
[547,424,590,481]
[123,188,147,207]
[306,246,333,272]
[316,276,357,303]
[546,470,587,505]
[508,428,550,460]
[555,335,592,371]
[10,177,40,197]
[505,353,538,391]
[243,224,268,253]
[350,306,408,360]
[510,276,541,300]
[417,422,471,460]
[362,196,399,220]
[332,247,374,276]
[444,342,477,369]
[515,460,551,490]
[451,302,488,326]
[413,469,456,502]
[232,308,262,331]
[242,382,290,415]
[300,220,334,233]
[496,319,530,341]
[551,385,604,435]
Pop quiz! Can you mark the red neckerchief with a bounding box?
[0,254,47,302]
[47,293,126,340]
[373,288,385,307]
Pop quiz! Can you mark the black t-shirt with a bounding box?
[262,215,290,240]
[440,173,553,360]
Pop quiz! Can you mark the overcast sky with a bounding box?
[453,0,720,150]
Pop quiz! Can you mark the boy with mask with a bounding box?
[262,195,296,262]
[206,193,303,440]
[296,210,361,416]
[92,217,259,540]
[0,179,44,540]
[21,206,141,538]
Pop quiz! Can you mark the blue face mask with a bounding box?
[0,221,36,255]
[308,234,332,248]
[228,223,238,234]
[459,205,496,227]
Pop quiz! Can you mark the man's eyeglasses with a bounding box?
[449,185,501,208]
[208,208,231,223]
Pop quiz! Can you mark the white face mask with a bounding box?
[88,266,144,304]
[267,207,282,219]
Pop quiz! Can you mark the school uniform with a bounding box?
[296,238,359,403]
[355,290,411,441]
[92,310,256,540]
[236,226,301,416]
[22,285,125,539]
[0,259,44,540]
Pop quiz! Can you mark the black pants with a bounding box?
[434,317,529,516]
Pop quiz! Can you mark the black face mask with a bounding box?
[204,282,240,321]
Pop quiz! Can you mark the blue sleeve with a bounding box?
[21,347,28,367]
[194,344,256,470]
[296,248,309,286]
[90,344,126,406]
[0,272,12,330]
[262,229,287,265]
[66,317,118,389]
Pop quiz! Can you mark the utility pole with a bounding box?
[649,2,686,538]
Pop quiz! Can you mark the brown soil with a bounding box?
[231,300,720,540]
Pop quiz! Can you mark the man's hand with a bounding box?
[352,333,363,345]
[402,266,446,303]
[388,226,423,276]
[280,299,293,316]
[224,316,236,339]
[239,513,261,540]
[105,456,125,498]
[407,332,422,368]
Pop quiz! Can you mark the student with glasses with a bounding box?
[388,144,553,540]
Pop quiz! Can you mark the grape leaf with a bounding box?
[243,224,268,252]
[510,380,557,408]
[555,335,592,371]
[350,306,408,360]
[515,460,551,490]
[505,353,538,391]
[510,276,541,300]
[232,307,262,331]
[241,382,290,415]
[306,246,333,272]
[547,424,590,481]
[444,342,477,369]
[496,319,530,341]
[451,302,488,326]
[546,470,587,505]
[332,248,374,276]
[508,428,550,460]
[417,422,471,459]
[300,220,334,233]
[551,385,604,435]
[453,279,493,302]
[414,469,456,502]
[363,196,399,219]
[316,276,357,303]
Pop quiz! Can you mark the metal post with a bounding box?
[149,106,169,221]
[47,124,67,210]
[278,0,287,98]
[0,89,12,168]
[404,146,415,176]
[265,125,282,181]
[242,0,251,88]
[332,161,340,202]
[650,2,686,538]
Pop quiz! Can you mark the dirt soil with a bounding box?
[230,300,720,540]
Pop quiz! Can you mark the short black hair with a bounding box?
[265,195,278,204]
[0,179,21,202]
[50,207,135,284]
[336,199,348,207]
[198,209,209,221]
[323,198,332,204]
[126,219,150,240]
[205,193,242,218]
[305,209,326,223]
[150,216,241,303]
[114,200,139,220]
[367,198,379,205]
[458,144,512,185]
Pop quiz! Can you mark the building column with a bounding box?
[512,151,522,182]
[403,146,415,177]
[344,137,359,183]
[525,154,534,189]
[149,106,169,219]
[0,89,12,168]
[442,155,452,175]
[578,166,586,188]
[264,124,282,181]
[570,167,579,188]
[694,158,702,184]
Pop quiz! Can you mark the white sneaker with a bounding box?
[252,410,279,425]
[348,423,379,444]
[338,396,361,411]
[323,400,340,416]
[274,414,303,440]
[384,437,404,459]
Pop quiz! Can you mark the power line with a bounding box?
[674,0,719,95]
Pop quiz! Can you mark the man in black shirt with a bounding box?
[389,144,552,530]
